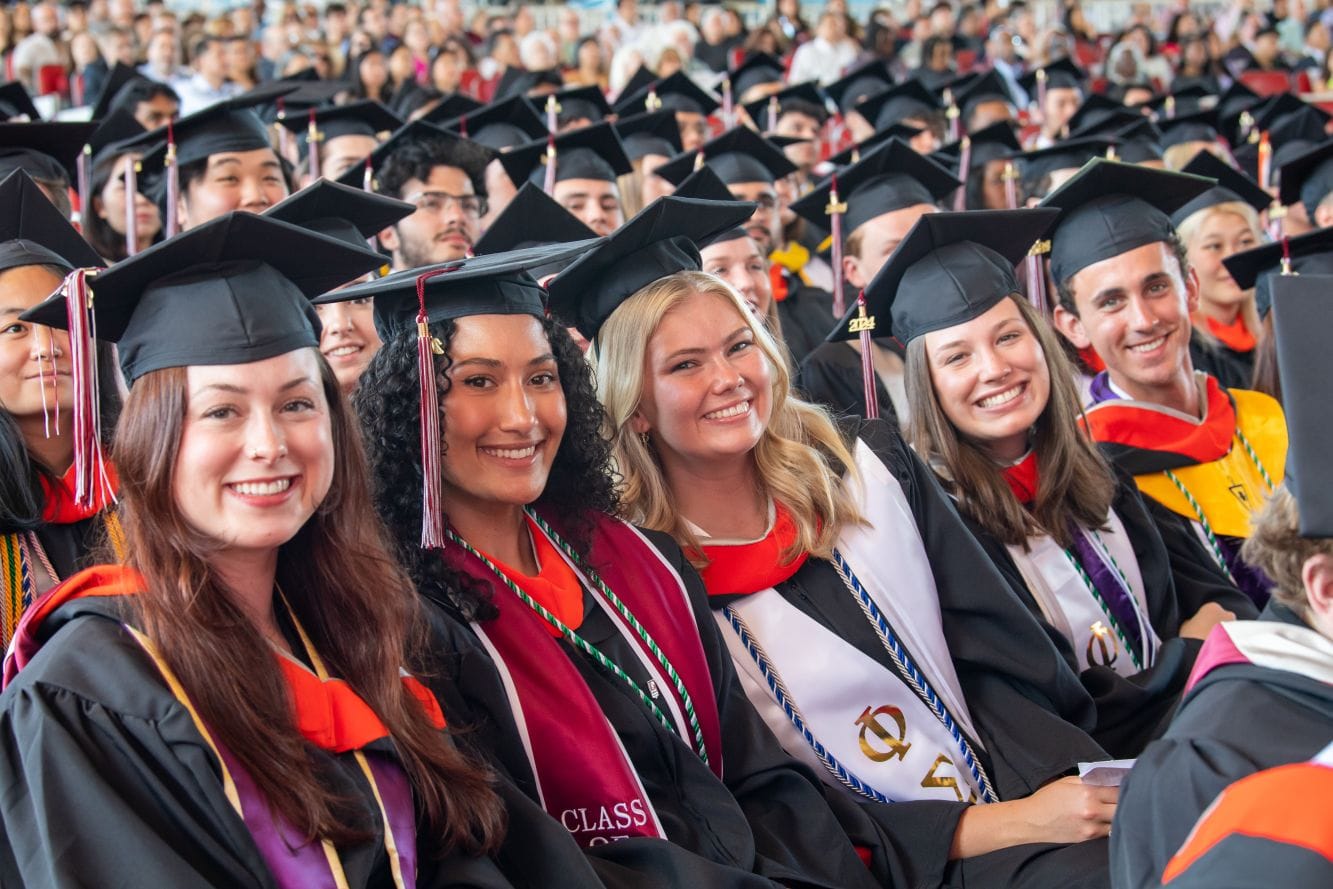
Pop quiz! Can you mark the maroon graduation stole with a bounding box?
[1002,451,1040,504]
[1083,373,1237,474]
[442,509,723,847]
[694,502,810,597]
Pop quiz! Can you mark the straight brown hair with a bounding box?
[112,353,504,851]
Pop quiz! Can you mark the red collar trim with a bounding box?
[1083,375,1236,464]
[695,502,810,597]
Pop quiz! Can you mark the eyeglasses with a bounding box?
[404,191,487,217]
[752,194,779,211]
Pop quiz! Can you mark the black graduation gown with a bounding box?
[774,277,837,365]
[956,470,1231,757]
[1110,602,1333,889]
[1188,330,1250,392]
[716,420,1111,888]
[0,594,528,889]
[794,339,899,425]
[422,528,884,889]
[1136,498,1259,621]
[31,513,104,581]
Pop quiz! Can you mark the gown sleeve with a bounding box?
[1139,496,1259,620]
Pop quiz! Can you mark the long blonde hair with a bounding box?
[592,270,862,564]
[1176,200,1263,347]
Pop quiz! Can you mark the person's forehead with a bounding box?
[423,164,474,191]
[1074,240,1177,292]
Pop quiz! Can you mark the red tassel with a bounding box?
[852,289,879,420]
[827,173,848,317]
[952,136,971,212]
[1025,238,1050,314]
[457,114,468,139]
[164,119,179,238]
[413,266,462,548]
[1002,160,1019,210]
[62,268,114,509]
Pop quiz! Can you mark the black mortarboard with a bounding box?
[546,195,756,340]
[672,165,751,246]
[1040,159,1214,285]
[0,170,103,274]
[89,63,141,120]
[316,240,597,340]
[417,92,485,127]
[435,94,547,151]
[828,208,1060,343]
[1268,273,1333,536]
[473,182,598,256]
[497,121,632,187]
[1171,149,1272,225]
[1277,138,1333,217]
[853,79,941,131]
[276,99,402,158]
[612,71,719,117]
[139,85,297,173]
[1112,118,1165,164]
[86,109,153,169]
[331,119,496,191]
[0,81,40,121]
[0,121,99,183]
[729,52,785,99]
[1157,108,1221,149]
[494,66,564,103]
[264,179,414,250]
[1017,57,1085,95]
[1216,81,1262,133]
[1143,83,1212,119]
[616,65,658,108]
[1222,225,1333,318]
[826,124,923,168]
[1066,94,1135,136]
[20,211,385,382]
[791,137,959,235]
[652,126,797,186]
[549,84,613,126]
[936,121,1022,171]
[741,81,828,130]
[955,70,1017,121]
[253,75,344,125]
[1253,94,1319,132]
[1270,106,1332,154]
[614,110,683,161]
[824,61,894,114]
[1016,136,1116,188]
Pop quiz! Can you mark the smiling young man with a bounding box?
[496,123,633,239]
[1043,159,1288,609]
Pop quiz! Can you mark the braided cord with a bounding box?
[832,549,998,804]
[1060,548,1144,671]
[525,509,708,765]
[1234,430,1276,492]
[446,530,678,741]
[1162,469,1236,581]
[723,605,892,803]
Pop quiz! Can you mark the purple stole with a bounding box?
[442,509,723,847]
[1067,524,1147,662]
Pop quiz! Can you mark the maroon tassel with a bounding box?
[1026,239,1050,314]
[952,136,971,212]
[62,268,114,509]
[1280,235,1295,276]
[457,114,468,138]
[544,94,560,134]
[1002,160,1019,209]
[542,134,557,194]
[1035,69,1048,119]
[413,267,455,549]
[307,107,321,181]
[362,155,374,193]
[851,290,879,420]
[827,173,848,317]
[76,144,91,227]
[721,77,733,128]
[123,159,139,256]
[164,119,179,238]
[767,95,778,133]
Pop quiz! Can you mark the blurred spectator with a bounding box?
[1175,34,1224,93]
[479,29,519,80]
[519,30,558,72]
[403,20,432,84]
[12,2,67,94]
[607,0,645,49]
[69,30,106,105]
[788,10,858,85]
[0,10,17,79]
[173,34,238,115]
[568,36,610,91]
[345,48,390,103]
[913,34,956,88]
[225,35,258,93]
[987,24,1028,107]
[140,27,187,84]
[695,6,738,73]
[430,39,472,94]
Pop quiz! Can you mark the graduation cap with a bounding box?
[1216,81,1262,134]
[549,84,613,126]
[955,70,1017,122]
[434,94,547,151]
[416,91,485,128]
[824,60,894,115]
[652,126,797,187]
[825,124,924,168]
[20,211,386,383]
[1157,108,1221,149]
[791,137,959,235]
[1040,159,1215,285]
[139,85,298,174]
[276,99,403,179]
[672,165,752,247]
[828,208,1060,344]
[1222,225,1333,318]
[937,120,1022,171]
[86,109,152,169]
[0,81,40,121]
[741,81,828,131]
[615,65,658,108]
[249,78,344,127]
[1015,136,1116,191]
[494,67,564,103]
[1112,118,1165,164]
[853,79,941,131]
[1017,56,1085,98]
[264,178,414,251]
[1066,94,1136,137]
[331,119,496,192]
[1253,94,1323,133]
[0,121,99,183]
[612,71,719,117]
[546,195,756,341]
[728,52,785,99]
[1268,273,1333,536]
[1277,138,1333,218]
[1143,82,1213,119]
[497,121,632,187]
[89,63,142,120]
[0,170,103,274]
[1171,149,1272,226]
[473,182,598,254]
[614,110,683,161]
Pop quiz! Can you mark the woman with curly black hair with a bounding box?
[339,242,887,889]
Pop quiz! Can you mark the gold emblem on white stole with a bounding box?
[1086,621,1119,668]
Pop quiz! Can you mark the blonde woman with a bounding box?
[1171,151,1270,388]
[564,206,1118,888]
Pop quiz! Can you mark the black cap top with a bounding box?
[264,178,414,249]
[0,81,40,121]
[1143,82,1212,117]
[741,81,829,129]
[1017,57,1085,94]
[87,109,154,169]
[315,240,597,341]
[497,121,633,186]
[612,71,719,117]
[790,137,960,235]
[1112,118,1165,164]
[652,126,797,186]
[331,119,496,191]
[614,110,683,161]
[1252,94,1316,132]
[1216,81,1262,130]
[826,124,924,167]
[1222,225,1333,318]
[1269,273,1333,536]
[1278,138,1333,216]
[1040,158,1215,285]
[417,92,486,127]
[0,121,99,183]
[494,66,564,102]
[853,78,941,131]
[672,165,752,246]
[435,94,548,151]
[1171,149,1273,225]
[615,65,658,108]
[936,121,1022,172]
[955,70,1017,120]
[729,52,786,99]
[1016,136,1116,187]
[19,212,386,382]
[1157,108,1221,148]
[1066,94,1135,136]
[89,63,142,120]
[546,195,756,340]
[829,208,1060,344]
[472,182,598,255]
[254,78,344,125]
[824,60,894,114]
[0,169,103,274]
[138,87,296,176]
[277,99,402,158]
[549,84,613,126]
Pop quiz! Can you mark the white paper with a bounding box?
[1078,759,1136,787]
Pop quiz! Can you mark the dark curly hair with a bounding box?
[374,134,491,201]
[354,315,619,620]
